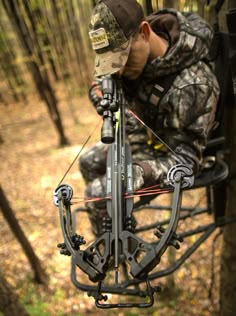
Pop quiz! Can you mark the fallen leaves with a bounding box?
[0,90,222,315]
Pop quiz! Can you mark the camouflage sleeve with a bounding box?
[135,68,219,186]
[88,77,103,108]
[125,109,156,161]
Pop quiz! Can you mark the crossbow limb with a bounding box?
[53,76,194,308]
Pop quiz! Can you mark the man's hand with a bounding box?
[133,164,144,191]
[88,81,103,108]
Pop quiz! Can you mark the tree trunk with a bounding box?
[2,0,69,147]
[198,0,206,17]
[163,0,177,8]
[220,100,236,316]
[0,272,29,316]
[145,0,154,15]
[0,131,4,143]
[91,0,96,8]
[220,1,236,315]
[0,185,47,285]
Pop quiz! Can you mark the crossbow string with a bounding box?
[56,108,178,205]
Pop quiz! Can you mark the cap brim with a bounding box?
[93,38,132,77]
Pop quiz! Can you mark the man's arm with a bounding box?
[130,76,219,189]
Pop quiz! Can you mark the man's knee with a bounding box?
[86,176,107,209]
[79,142,108,183]
[85,176,108,237]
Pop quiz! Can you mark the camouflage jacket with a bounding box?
[123,8,220,185]
[92,9,220,186]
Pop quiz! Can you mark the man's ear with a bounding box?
[139,21,151,41]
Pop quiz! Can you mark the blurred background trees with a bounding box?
[0,0,225,145]
[0,1,236,315]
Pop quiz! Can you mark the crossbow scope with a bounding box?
[96,76,120,144]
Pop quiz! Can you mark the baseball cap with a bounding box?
[89,0,144,77]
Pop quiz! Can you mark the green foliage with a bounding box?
[0,32,7,50]
[24,303,49,316]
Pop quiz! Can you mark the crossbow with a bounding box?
[53,1,236,307]
[53,76,195,308]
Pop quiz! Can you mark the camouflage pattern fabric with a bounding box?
[89,1,132,77]
[80,9,220,236]
[79,142,108,236]
[89,2,128,52]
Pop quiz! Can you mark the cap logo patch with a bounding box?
[89,28,109,50]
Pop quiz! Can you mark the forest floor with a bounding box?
[0,84,223,316]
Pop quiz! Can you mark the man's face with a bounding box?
[118,33,150,80]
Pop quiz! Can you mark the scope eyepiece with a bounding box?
[102,76,113,95]
[101,111,115,144]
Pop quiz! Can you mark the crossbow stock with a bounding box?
[53,76,194,308]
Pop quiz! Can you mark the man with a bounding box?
[79,0,220,236]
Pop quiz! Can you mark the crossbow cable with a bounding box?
[53,76,194,308]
